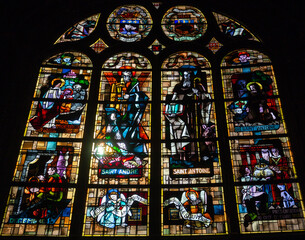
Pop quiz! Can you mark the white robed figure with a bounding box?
[90,189,148,228]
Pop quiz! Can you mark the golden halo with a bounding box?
[246,81,262,91]
[51,78,65,88]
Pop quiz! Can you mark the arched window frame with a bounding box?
[1,1,305,239]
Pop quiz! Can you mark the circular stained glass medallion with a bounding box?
[161,6,207,42]
[107,5,153,42]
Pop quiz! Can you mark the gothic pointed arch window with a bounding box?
[1,1,305,239]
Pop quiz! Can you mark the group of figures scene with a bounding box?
[0,141,80,236]
[161,52,218,183]
[222,50,283,135]
[236,182,304,233]
[3,2,305,236]
[13,141,81,184]
[1,186,75,236]
[231,138,304,231]
[26,53,92,139]
[162,187,226,235]
[53,4,258,44]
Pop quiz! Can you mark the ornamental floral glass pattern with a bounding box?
[55,14,100,44]
[25,52,92,138]
[161,51,220,184]
[90,52,151,184]
[161,6,207,42]
[90,38,109,53]
[107,5,153,42]
[206,37,223,54]
[148,39,165,55]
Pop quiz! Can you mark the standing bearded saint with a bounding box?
[164,65,211,163]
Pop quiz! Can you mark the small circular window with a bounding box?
[107,5,153,42]
[161,6,207,42]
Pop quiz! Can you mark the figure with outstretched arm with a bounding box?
[90,189,148,228]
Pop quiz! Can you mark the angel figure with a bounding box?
[164,189,212,228]
[90,189,148,229]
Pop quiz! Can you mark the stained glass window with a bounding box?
[162,187,227,235]
[161,51,220,184]
[25,52,92,138]
[83,188,149,236]
[213,12,259,41]
[90,52,152,185]
[235,182,304,232]
[55,14,100,44]
[2,2,305,239]
[107,5,153,42]
[230,138,297,182]
[83,52,152,235]
[13,141,82,183]
[161,51,227,235]
[0,51,92,236]
[161,6,207,41]
[222,49,284,137]
[0,141,80,236]
[1,187,75,236]
[221,49,305,233]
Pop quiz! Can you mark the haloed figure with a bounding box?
[244,82,279,124]
[30,78,65,129]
